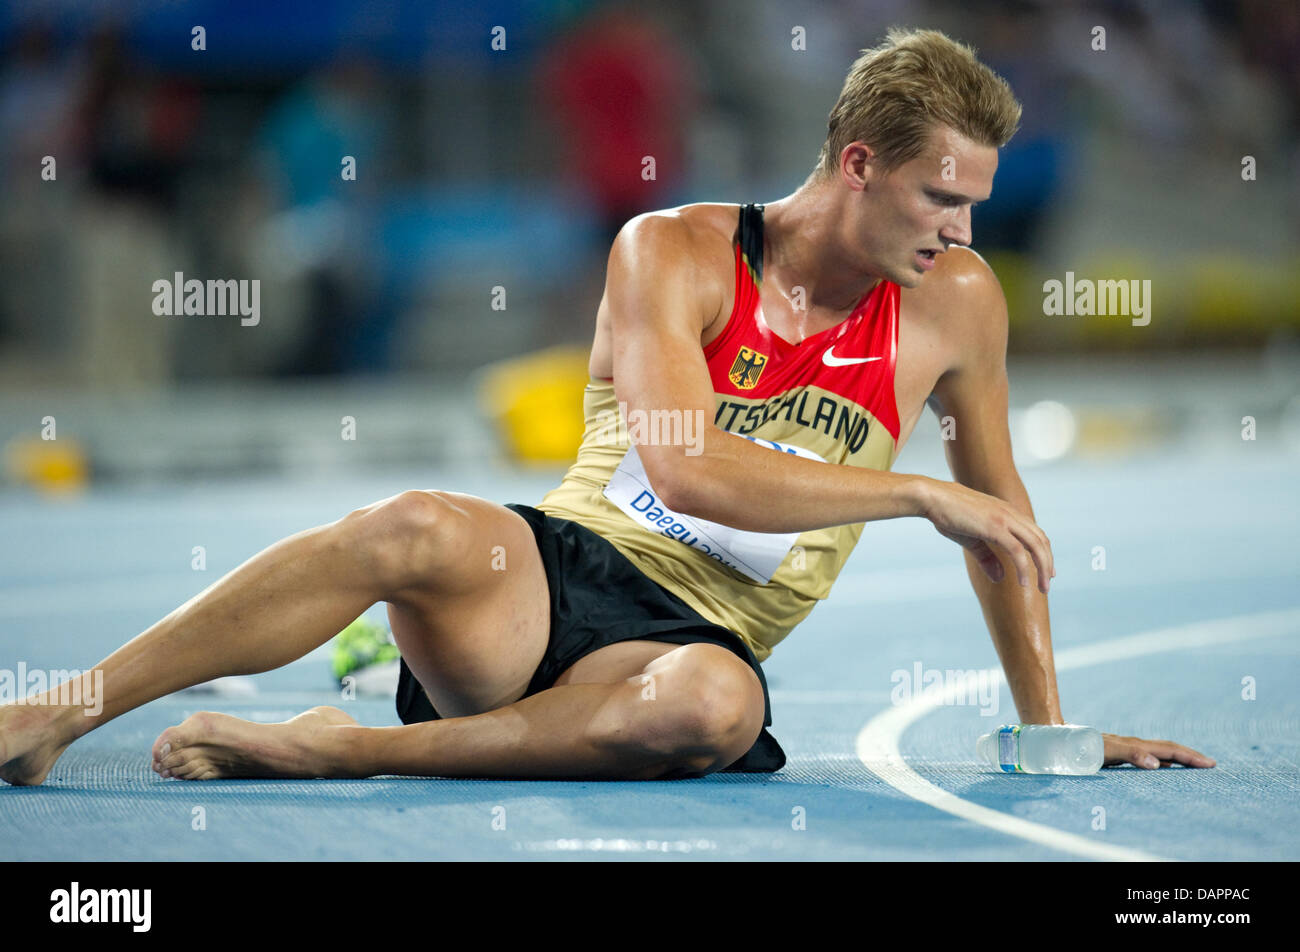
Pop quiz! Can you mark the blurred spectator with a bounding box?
[0,21,83,179]
[254,59,393,375]
[75,24,202,213]
[0,20,84,364]
[538,5,699,246]
[965,4,1071,253]
[0,0,1295,389]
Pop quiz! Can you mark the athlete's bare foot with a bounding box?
[0,703,79,787]
[151,706,361,780]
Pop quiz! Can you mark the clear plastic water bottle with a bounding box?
[977,724,1104,775]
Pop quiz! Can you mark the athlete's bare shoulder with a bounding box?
[902,244,1004,314]
[605,203,741,335]
[614,203,737,275]
[900,244,1009,374]
[620,202,738,244]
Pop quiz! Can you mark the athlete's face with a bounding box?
[848,125,998,288]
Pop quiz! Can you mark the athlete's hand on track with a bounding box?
[1104,733,1216,769]
[919,479,1054,593]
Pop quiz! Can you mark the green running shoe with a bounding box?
[330,616,400,683]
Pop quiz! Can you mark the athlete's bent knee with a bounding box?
[335,490,469,590]
[652,645,765,777]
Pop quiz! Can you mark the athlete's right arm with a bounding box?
[607,212,927,532]
[605,214,1050,590]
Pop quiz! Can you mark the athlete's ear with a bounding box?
[839,141,874,192]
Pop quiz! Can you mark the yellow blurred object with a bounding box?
[477,345,591,465]
[1185,254,1300,336]
[3,436,90,493]
[1073,409,1174,457]
[981,250,1037,330]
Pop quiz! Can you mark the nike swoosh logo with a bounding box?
[822,347,883,367]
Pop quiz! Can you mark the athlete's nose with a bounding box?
[940,204,973,249]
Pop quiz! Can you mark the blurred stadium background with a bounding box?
[0,0,1297,491]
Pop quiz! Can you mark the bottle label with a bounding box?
[997,725,1021,772]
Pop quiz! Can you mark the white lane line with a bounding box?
[855,607,1300,862]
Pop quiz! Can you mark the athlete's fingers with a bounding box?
[1102,735,1151,768]
[1125,747,1160,770]
[1015,511,1053,579]
[989,513,1035,587]
[994,503,1051,591]
[1102,734,1205,770]
[1133,739,1216,768]
[969,538,1004,582]
[1032,517,1055,580]
[996,502,1053,584]
[938,529,1005,583]
[990,530,1033,587]
[1006,518,1052,593]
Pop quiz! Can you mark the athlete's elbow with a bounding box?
[660,472,698,517]
[669,459,736,522]
[644,462,690,514]
[642,452,710,516]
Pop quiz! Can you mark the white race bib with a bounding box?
[603,435,826,583]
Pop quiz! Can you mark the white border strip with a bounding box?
[855,607,1300,861]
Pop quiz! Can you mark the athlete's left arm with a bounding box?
[927,251,1214,769]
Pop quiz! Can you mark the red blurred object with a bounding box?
[540,9,697,230]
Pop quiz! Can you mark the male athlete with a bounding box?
[0,28,1212,785]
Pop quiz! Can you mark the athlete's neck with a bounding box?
[763,182,883,315]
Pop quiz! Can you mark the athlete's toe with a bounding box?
[174,758,213,781]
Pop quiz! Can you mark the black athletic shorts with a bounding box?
[395,502,786,773]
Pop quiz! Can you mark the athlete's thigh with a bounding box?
[556,638,764,715]
[385,492,549,718]
[551,639,681,687]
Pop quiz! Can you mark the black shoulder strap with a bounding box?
[738,203,765,281]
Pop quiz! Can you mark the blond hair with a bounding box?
[815,28,1021,177]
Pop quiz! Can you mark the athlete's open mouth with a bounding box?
[915,247,940,271]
